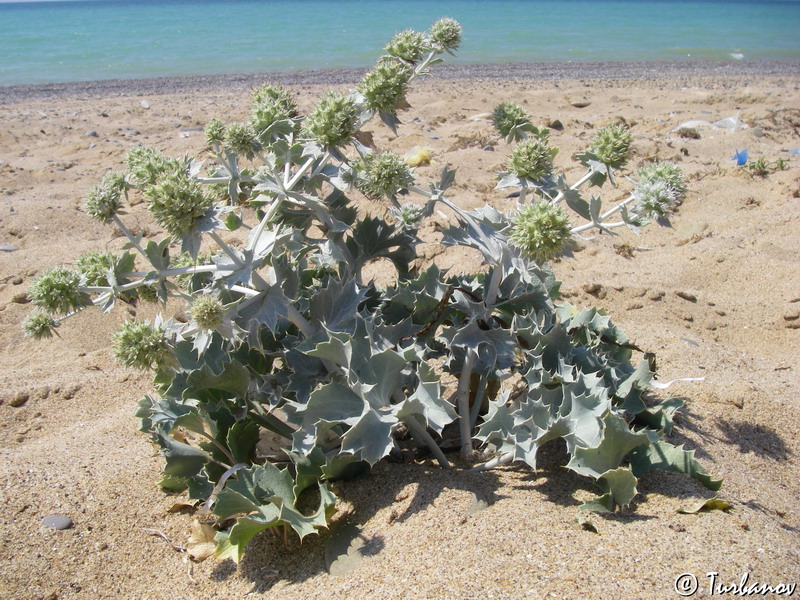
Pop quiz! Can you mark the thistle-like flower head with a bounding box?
[631,180,677,222]
[85,170,126,223]
[589,123,632,169]
[354,152,414,200]
[76,251,116,287]
[508,202,572,263]
[249,83,298,134]
[125,146,181,188]
[303,92,359,148]
[429,18,462,52]
[225,123,260,159]
[112,320,172,370]
[492,102,531,139]
[392,203,425,230]
[507,138,555,181]
[28,267,86,315]
[143,168,212,237]
[204,119,226,146]
[22,311,58,340]
[190,295,225,330]
[358,58,412,113]
[385,29,428,64]
[637,162,687,201]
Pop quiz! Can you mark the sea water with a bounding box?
[1,0,798,86]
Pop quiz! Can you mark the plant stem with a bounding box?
[199,462,247,516]
[208,231,244,268]
[112,214,146,257]
[402,415,450,469]
[457,349,478,457]
[469,373,488,429]
[550,169,594,206]
[469,451,513,472]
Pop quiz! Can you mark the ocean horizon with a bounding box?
[1,0,799,86]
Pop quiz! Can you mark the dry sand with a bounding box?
[1,64,799,600]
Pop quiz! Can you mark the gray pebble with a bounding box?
[42,515,73,530]
[0,244,20,252]
[140,100,150,109]
[85,130,98,137]
[751,127,765,138]
[482,145,495,151]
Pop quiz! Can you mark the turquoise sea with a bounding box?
[1,0,799,86]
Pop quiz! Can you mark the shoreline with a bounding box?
[2,59,799,105]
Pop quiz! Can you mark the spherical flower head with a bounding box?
[225,123,260,159]
[429,18,462,52]
[354,152,414,200]
[507,138,555,181]
[589,123,632,169]
[385,29,428,64]
[631,180,678,222]
[29,267,86,315]
[125,146,181,188]
[22,311,58,340]
[85,170,126,223]
[205,119,226,146]
[509,202,572,263]
[392,203,425,230]
[112,320,172,370]
[303,92,359,148]
[76,251,115,287]
[249,84,298,134]
[143,168,212,237]
[492,102,531,139]
[637,162,687,201]
[190,295,224,330]
[357,58,412,113]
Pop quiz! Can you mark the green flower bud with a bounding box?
[85,170,126,223]
[171,252,213,292]
[22,311,58,340]
[589,123,632,169]
[190,295,224,330]
[28,267,86,315]
[250,84,298,134]
[303,92,359,148]
[76,251,116,287]
[125,146,182,188]
[143,170,212,237]
[205,119,226,146]
[392,203,425,230]
[354,152,414,200]
[637,162,687,201]
[225,123,260,159]
[507,138,555,181]
[631,180,677,222]
[429,18,462,52]
[358,58,412,113]
[492,102,531,139]
[112,320,172,370]
[508,202,572,263]
[385,29,428,63]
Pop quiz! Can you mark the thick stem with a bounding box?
[469,373,488,429]
[550,169,595,206]
[402,416,450,469]
[457,350,478,457]
[112,214,147,257]
[469,451,514,472]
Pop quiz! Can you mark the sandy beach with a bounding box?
[1,63,799,599]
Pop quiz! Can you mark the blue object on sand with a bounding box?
[732,148,748,165]
[787,148,800,155]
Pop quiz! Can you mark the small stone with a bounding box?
[570,100,591,108]
[11,292,30,304]
[482,145,495,152]
[42,515,73,530]
[648,290,665,301]
[582,283,605,298]
[12,276,23,285]
[10,392,29,407]
[626,302,643,310]
[140,100,150,109]
[85,130,98,138]
[751,127,765,138]
[676,127,700,139]
[715,309,727,317]
[783,311,800,321]
[0,244,19,252]
[676,291,697,302]
[547,119,564,131]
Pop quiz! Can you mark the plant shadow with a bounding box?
[210,455,507,591]
[713,418,790,461]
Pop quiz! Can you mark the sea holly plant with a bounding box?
[23,19,719,562]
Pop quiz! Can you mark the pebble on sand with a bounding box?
[42,515,73,530]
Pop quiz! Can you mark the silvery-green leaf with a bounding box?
[339,409,396,465]
[567,412,650,479]
[629,440,722,491]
